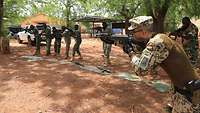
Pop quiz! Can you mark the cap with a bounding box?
[128,16,153,31]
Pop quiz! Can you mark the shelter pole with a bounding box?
[93,22,95,37]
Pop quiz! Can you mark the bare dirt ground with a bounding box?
[0,38,170,113]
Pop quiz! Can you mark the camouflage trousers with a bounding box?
[46,38,52,55]
[171,91,200,113]
[183,46,199,67]
[34,36,41,55]
[103,42,112,65]
[64,37,71,58]
[72,39,82,56]
[54,39,61,55]
[183,37,199,66]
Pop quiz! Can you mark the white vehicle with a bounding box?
[17,31,35,45]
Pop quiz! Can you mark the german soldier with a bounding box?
[104,16,200,113]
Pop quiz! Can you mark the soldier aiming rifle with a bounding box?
[100,16,200,113]
[169,17,199,67]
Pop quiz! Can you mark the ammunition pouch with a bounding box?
[185,80,200,105]
[174,80,200,105]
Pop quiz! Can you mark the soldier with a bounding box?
[61,26,72,59]
[29,25,41,56]
[42,24,52,56]
[71,24,82,61]
[102,22,112,66]
[170,17,199,67]
[104,16,200,113]
[52,27,62,56]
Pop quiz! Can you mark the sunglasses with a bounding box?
[132,29,143,33]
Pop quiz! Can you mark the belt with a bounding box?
[174,80,200,103]
[174,86,193,102]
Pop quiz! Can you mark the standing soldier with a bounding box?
[109,16,200,113]
[170,17,199,67]
[29,25,41,56]
[52,27,62,56]
[42,24,52,56]
[71,24,82,61]
[61,26,72,59]
[102,22,112,66]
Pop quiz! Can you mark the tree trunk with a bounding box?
[0,0,3,36]
[124,18,130,34]
[0,0,10,54]
[144,0,171,33]
[0,37,10,54]
[153,16,165,33]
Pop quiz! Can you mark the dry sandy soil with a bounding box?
[0,38,171,113]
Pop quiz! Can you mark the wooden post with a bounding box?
[0,37,10,54]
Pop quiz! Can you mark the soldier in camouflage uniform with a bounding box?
[29,25,41,56]
[42,24,52,56]
[71,25,82,61]
[106,16,200,113]
[52,27,62,56]
[170,17,199,67]
[102,22,112,66]
[61,26,72,59]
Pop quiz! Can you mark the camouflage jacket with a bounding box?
[131,34,199,89]
[73,30,81,41]
[63,29,73,38]
[41,26,51,38]
[180,23,199,49]
[181,23,198,39]
[29,27,39,37]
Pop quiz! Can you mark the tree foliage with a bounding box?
[1,0,200,33]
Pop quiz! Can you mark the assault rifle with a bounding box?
[169,28,191,42]
[169,29,183,41]
[96,33,147,55]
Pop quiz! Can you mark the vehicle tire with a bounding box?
[17,36,23,44]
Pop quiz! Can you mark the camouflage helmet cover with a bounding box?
[128,16,153,32]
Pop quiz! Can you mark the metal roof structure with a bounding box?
[74,16,111,22]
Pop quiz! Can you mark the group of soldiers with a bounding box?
[27,16,200,112]
[99,16,200,113]
[27,24,82,61]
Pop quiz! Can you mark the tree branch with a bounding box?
[130,2,142,17]
[161,0,171,17]
[144,0,154,17]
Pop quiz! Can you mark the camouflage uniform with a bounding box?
[102,22,112,66]
[72,29,82,57]
[29,26,40,55]
[52,27,62,55]
[180,23,199,66]
[131,34,200,113]
[63,28,72,58]
[44,26,52,56]
[128,16,200,113]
